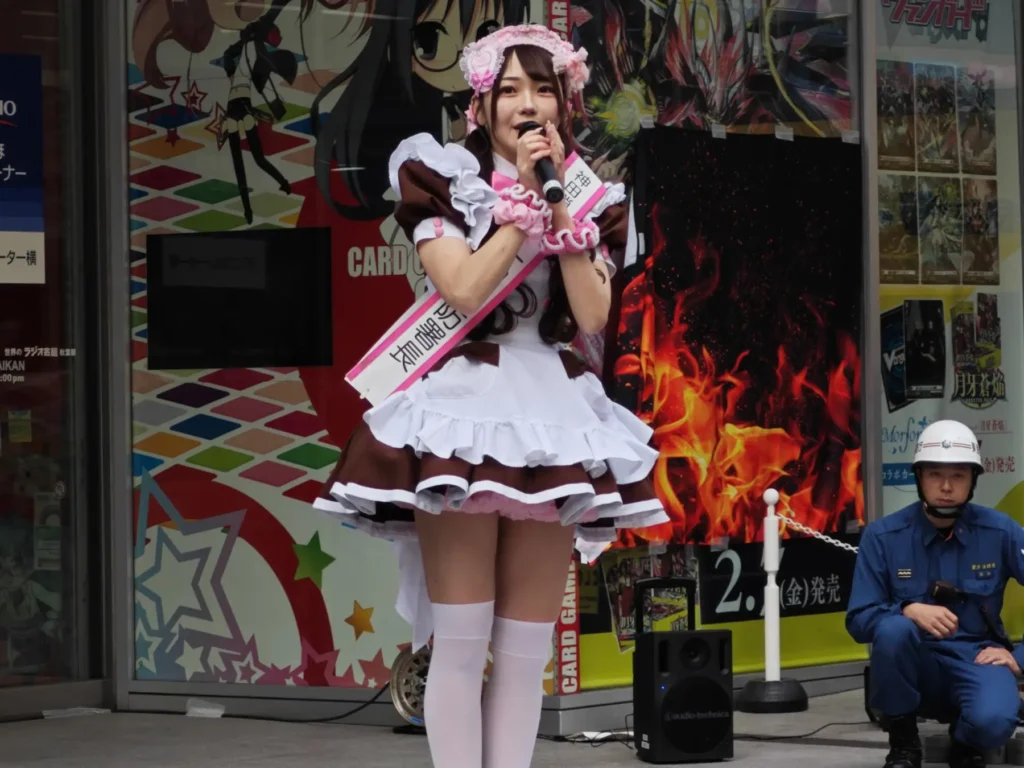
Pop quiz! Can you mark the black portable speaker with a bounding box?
[632,577,734,763]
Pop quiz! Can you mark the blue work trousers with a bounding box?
[870,615,1020,750]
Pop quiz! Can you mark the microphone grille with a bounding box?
[517,120,542,137]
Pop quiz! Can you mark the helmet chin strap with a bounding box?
[914,469,979,519]
[923,503,962,519]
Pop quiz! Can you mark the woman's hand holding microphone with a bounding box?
[516,121,573,233]
[515,121,565,195]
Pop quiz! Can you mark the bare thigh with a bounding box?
[494,518,576,622]
[415,510,500,604]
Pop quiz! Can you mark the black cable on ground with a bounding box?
[120,684,391,729]
[540,717,876,750]
[538,714,636,751]
[736,720,874,742]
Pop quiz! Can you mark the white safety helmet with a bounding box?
[912,420,983,517]
[912,420,984,472]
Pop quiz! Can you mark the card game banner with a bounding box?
[873,0,1024,525]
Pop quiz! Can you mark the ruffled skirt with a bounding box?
[313,339,668,647]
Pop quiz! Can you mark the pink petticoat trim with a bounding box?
[457,491,601,523]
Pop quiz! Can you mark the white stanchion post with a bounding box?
[734,488,809,714]
[762,488,781,684]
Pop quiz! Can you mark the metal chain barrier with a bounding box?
[778,516,859,554]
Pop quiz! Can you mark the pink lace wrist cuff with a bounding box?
[542,219,600,254]
[493,184,552,237]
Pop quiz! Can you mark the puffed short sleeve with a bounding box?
[389,134,498,250]
[393,160,469,245]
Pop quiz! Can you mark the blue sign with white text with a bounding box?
[0,53,46,283]
[882,462,916,488]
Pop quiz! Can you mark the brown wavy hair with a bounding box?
[463,44,579,346]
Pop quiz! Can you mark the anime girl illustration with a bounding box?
[295,0,533,447]
[311,0,531,222]
[133,0,337,223]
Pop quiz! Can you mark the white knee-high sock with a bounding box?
[482,617,556,768]
[424,601,495,768]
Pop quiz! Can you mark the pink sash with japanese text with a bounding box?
[345,153,608,406]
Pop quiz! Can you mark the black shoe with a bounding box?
[947,728,986,768]
[884,715,922,768]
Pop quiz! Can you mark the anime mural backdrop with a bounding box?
[551,1,861,544]
[126,0,547,688]
[552,0,853,185]
[546,1,863,681]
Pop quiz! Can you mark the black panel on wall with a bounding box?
[145,228,333,370]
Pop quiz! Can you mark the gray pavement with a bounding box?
[0,689,989,767]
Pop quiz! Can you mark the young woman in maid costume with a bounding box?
[314,23,667,768]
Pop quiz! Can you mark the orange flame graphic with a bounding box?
[613,211,863,546]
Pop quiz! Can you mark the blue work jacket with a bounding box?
[846,501,1024,667]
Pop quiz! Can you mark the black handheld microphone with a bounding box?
[517,120,564,204]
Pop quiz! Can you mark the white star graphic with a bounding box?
[135,529,210,635]
[166,527,234,639]
[177,640,206,681]
[230,649,260,683]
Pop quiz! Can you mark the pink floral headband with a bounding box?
[460,24,590,133]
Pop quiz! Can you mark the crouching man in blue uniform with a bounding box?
[846,420,1024,768]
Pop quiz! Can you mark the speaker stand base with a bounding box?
[735,679,808,714]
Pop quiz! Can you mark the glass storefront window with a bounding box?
[0,0,91,688]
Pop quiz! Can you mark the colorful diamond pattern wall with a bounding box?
[127,75,332,500]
